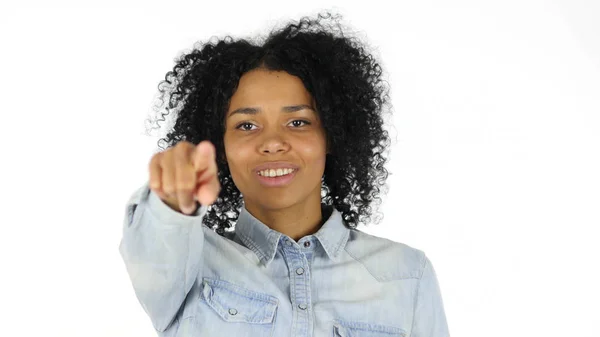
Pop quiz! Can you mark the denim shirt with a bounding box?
[118,182,450,337]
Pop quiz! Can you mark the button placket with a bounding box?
[283,236,312,320]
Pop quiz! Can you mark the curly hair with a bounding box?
[144,10,394,236]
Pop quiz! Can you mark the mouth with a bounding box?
[255,169,298,187]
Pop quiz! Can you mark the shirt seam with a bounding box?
[184,216,193,315]
[409,252,427,337]
[342,246,382,282]
[343,243,421,283]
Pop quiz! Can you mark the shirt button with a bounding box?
[298,303,307,310]
[296,267,304,275]
[303,241,311,247]
[286,240,293,246]
[228,308,238,315]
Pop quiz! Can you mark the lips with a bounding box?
[253,161,300,174]
[255,168,297,187]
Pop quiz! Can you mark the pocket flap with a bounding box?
[333,319,406,337]
[201,277,278,324]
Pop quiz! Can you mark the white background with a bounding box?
[1,1,598,336]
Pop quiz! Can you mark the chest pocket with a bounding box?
[333,319,407,337]
[198,277,278,336]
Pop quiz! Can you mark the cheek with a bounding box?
[224,140,251,175]
[224,134,242,158]
[299,141,327,169]
[313,156,327,173]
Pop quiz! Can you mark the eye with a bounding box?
[289,120,311,128]
[235,120,311,131]
[235,122,257,131]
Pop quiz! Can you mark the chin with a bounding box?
[247,193,298,210]
[263,196,297,209]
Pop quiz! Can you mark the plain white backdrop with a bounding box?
[1,1,598,336]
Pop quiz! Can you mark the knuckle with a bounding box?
[149,153,161,167]
[175,147,191,161]
[149,180,159,189]
[176,141,191,151]
[176,180,195,191]
[162,182,174,194]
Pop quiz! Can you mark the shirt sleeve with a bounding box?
[410,253,451,337]
[118,181,209,333]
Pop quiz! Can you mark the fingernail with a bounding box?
[200,143,210,154]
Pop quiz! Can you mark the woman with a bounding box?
[119,11,449,337]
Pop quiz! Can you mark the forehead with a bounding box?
[229,69,313,106]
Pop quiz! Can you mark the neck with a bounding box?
[244,191,324,242]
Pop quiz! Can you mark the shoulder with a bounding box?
[343,229,427,282]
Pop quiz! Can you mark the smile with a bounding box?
[255,169,297,187]
[257,168,297,177]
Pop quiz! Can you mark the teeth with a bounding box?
[259,168,295,177]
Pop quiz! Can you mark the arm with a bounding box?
[118,181,208,332]
[410,254,450,337]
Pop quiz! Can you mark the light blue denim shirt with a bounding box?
[119,182,450,337]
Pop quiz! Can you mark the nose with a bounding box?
[259,132,290,154]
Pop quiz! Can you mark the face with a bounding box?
[223,68,328,211]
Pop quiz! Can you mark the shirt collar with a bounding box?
[235,203,350,267]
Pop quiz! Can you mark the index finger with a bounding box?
[193,141,215,172]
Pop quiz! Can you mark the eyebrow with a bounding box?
[227,104,315,118]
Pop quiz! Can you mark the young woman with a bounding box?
[119,11,449,337]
